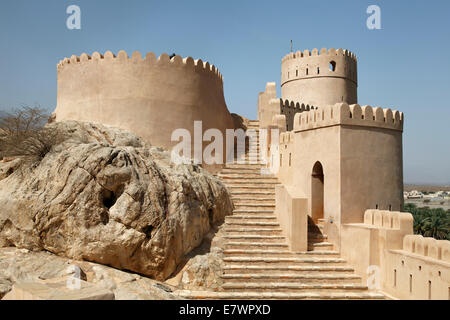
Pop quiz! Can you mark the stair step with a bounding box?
[225,164,266,169]
[222,282,368,292]
[226,215,277,220]
[223,228,283,236]
[227,185,275,190]
[223,265,354,273]
[223,256,347,266]
[221,273,362,284]
[233,204,275,210]
[228,190,276,195]
[224,242,289,250]
[223,249,340,258]
[224,222,280,228]
[225,183,280,188]
[223,235,284,243]
[233,202,275,207]
[232,197,275,201]
[232,209,274,214]
[220,176,278,181]
[221,168,264,174]
[177,290,385,300]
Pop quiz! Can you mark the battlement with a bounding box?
[57,50,223,84]
[293,103,403,132]
[403,235,450,262]
[55,50,235,154]
[282,48,357,63]
[277,98,315,131]
[364,209,413,231]
[279,131,295,145]
[281,48,358,106]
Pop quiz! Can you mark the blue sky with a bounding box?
[0,0,449,184]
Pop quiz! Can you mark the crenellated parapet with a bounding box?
[282,48,357,64]
[403,235,450,263]
[293,103,404,132]
[363,209,413,232]
[54,50,235,162]
[281,48,357,84]
[57,50,224,86]
[276,98,315,131]
[281,48,358,106]
[279,131,295,145]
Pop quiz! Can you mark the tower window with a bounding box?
[306,68,309,75]
[296,70,298,76]
[329,61,336,72]
[317,67,320,74]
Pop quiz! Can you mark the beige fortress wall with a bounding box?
[281,48,357,106]
[277,123,343,248]
[54,50,236,169]
[341,212,450,299]
[257,83,279,129]
[340,122,404,223]
[257,83,316,131]
[275,103,403,249]
[384,235,450,300]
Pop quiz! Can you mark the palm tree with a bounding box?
[422,212,449,240]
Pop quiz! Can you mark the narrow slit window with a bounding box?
[393,269,397,287]
[428,281,431,300]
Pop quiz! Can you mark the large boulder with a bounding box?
[0,121,233,281]
[0,247,180,300]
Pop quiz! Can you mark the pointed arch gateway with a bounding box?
[311,161,324,223]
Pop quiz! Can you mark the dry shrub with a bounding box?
[0,106,66,165]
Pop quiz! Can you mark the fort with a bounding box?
[52,47,449,300]
[54,50,236,171]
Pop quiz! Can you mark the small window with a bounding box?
[329,61,336,72]
[296,69,298,76]
[394,269,397,287]
[306,68,309,75]
[289,153,291,166]
[375,204,379,209]
[317,67,320,74]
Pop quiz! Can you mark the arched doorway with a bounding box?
[311,161,324,223]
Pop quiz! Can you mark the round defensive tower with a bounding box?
[281,48,358,106]
[54,50,235,168]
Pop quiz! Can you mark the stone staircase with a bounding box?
[179,120,384,300]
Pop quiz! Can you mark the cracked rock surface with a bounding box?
[0,121,232,281]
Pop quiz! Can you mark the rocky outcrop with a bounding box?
[0,121,233,281]
[0,247,179,300]
[166,227,226,291]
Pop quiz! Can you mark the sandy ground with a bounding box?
[404,184,450,192]
[404,198,450,211]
